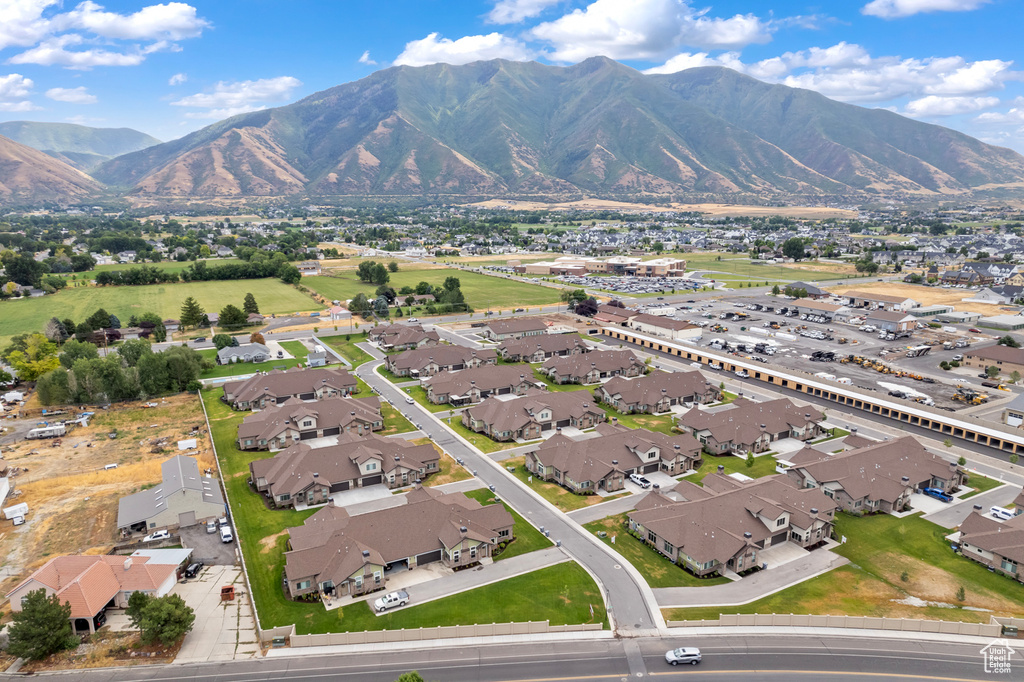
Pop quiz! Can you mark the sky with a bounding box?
[0,0,1022,153]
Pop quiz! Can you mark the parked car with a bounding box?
[373,589,410,612]
[143,530,170,543]
[219,525,234,543]
[922,488,953,503]
[408,317,419,323]
[952,354,963,361]
[969,328,982,333]
[206,519,217,534]
[184,561,204,578]
[629,473,652,489]
[734,370,748,378]
[405,397,415,404]
[665,647,702,666]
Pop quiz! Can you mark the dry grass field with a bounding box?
[469,198,857,219]
[827,281,1014,317]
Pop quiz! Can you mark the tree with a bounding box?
[746,452,755,468]
[85,308,113,331]
[987,365,1001,379]
[575,297,599,317]
[565,289,587,308]
[374,295,390,317]
[243,292,260,315]
[771,284,781,296]
[388,261,399,273]
[375,285,397,304]
[356,260,378,283]
[782,237,805,261]
[370,263,390,286]
[278,264,301,284]
[163,346,203,391]
[180,296,205,330]
[349,293,371,316]
[126,589,151,630]
[219,304,247,330]
[997,335,1021,348]
[117,339,151,368]
[108,314,121,329]
[414,281,433,295]
[1011,453,1019,465]
[443,276,461,292]
[7,588,79,660]
[135,594,196,646]
[250,332,265,345]
[8,334,60,381]
[958,456,966,466]
[213,334,234,350]
[395,673,425,682]
[43,317,69,344]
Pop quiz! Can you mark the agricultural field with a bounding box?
[0,279,314,348]
[302,266,562,311]
[79,258,245,278]
[0,395,216,596]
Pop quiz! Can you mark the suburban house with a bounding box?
[307,350,327,367]
[250,433,440,507]
[222,367,358,410]
[236,397,383,450]
[597,370,720,414]
[462,389,606,442]
[368,324,441,352]
[677,398,825,455]
[247,313,265,325]
[497,335,592,363]
[297,261,322,276]
[784,436,965,514]
[422,364,541,405]
[385,345,497,378]
[540,349,646,385]
[282,487,513,599]
[6,551,186,634]
[163,319,180,332]
[627,474,838,577]
[964,344,1024,377]
[626,314,703,342]
[117,456,226,536]
[120,327,144,341]
[478,318,548,341]
[838,291,919,312]
[863,310,917,334]
[958,510,1024,582]
[526,423,703,493]
[217,343,271,365]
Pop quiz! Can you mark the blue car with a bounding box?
[923,487,953,503]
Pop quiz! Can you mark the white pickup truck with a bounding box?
[373,590,410,612]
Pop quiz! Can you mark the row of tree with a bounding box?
[355,260,399,285]
[179,292,260,330]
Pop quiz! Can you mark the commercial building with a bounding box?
[964,344,1024,377]
[117,456,225,535]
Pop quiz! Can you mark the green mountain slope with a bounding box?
[0,121,160,171]
[93,57,1024,198]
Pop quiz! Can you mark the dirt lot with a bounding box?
[827,281,1015,317]
[469,198,857,219]
[0,394,216,595]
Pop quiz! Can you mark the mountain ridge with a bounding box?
[0,134,105,199]
[0,121,161,172]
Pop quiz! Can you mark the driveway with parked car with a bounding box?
[180,525,237,565]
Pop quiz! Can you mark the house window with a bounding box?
[647,530,657,543]
[374,571,382,584]
[453,549,460,562]
[776,518,786,527]
[296,580,311,590]
[366,462,377,471]
[470,546,477,559]
[355,576,362,588]
[499,529,510,538]
[302,420,312,427]
[1002,558,1018,574]
[663,540,674,553]
[278,493,291,501]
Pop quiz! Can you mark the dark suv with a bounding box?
[184,561,204,578]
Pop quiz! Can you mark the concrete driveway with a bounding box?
[173,565,258,663]
[180,525,237,565]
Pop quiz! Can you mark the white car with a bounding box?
[219,525,234,543]
[735,370,748,378]
[709,362,722,370]
[373,590,410,612]
[629,473,652,489]
[405,396,415,404]
[665,647,702,666]
[143,530,170,543]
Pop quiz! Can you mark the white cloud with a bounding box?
[9,34,146,69]
[358,50,377,65]
[922,59,1012,96]
[169,72,187,85]
[393,33,534,67]
[975,108,1024,124]
[53,1,209,40]
[529,0,771,62]
[487,0,562,24]
[904,95,998,116]
[862,0,989,19]
[45,85,97,104]
[0,0,56,51]
[0,73,38,111]
[171,76,302,118]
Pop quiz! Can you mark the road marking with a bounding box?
[647,671,982,681]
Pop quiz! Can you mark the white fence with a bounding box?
[261,621,604,646]
[667,613,1001,637]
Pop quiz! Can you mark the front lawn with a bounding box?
[584,513,729,588]
[376,365,418,383]
[421,447,474,487]
[962,472,1004,499]
[600,409,677,435]
[379,402,417,435]
[463,488,553,560]
[400,384,453,413]
[530,367,593,393]
[684,453,780,484]
[277,340,309,360]
[501,457,626,512]
[664,512,1024,623]
[318,335,374,368]
[446,418,534,453]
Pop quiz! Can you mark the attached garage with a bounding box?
[641,462,660,474]
[361,475,382,487]
[771,531,788,547]
[329,481,350,493]
[322,427,341,437]
[417,549,442,565]
[299,392,315,400]
[555,419,571,428]
[299,430,318,441]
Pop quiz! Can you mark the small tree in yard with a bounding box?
[7,589,79,660]
[943,438,952,448]
[771,284,781,295]
[958,456,966,466]
[746,452,755,468]
[249,332,265,345]
[1011,453,1020,465]
[243,292,260,315]
[955,585,966,602]
[987,365,1001,379]
[213,334,233,350]
[179,296,204,330]
[1012,370,1022,385]
[395,673,424,682]
[134,594,195,646]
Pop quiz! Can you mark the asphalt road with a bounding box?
[54,634,999,682]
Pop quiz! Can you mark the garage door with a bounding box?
[556,419,571,428]
[642,463,660,474]
[362,475,382,486]
[329,481,349,493]
[299,430,317,440]
[299,392,315,400]
[322,427,340,436]
[417,549,442,565]
[771,531,788,546]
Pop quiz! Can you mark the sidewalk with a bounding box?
[653,546,849,608]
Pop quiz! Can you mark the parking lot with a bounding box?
[180,524,238,565]
[555,273,706,295]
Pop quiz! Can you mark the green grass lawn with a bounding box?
[684,454,780,484]
[399,384,453,413]
[303,266,561,311]
[600,408,677,435]
[583,513,729,588]
[530,367,595,392]
[198,348,303,379]
[811,427,851,444]
[682,253,850,283]
[379,402,416,435]
[78,257,245,278]
[318,335,374,368]
[501,458,626,512]
[463,488,553,560]
[376,365,418,383]
[0,278,314,348]
[277,340,309,360]
[664,512,1024,623]
[961,472,1005,499]
[446,418,532,453]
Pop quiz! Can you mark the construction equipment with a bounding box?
[953,385,989,405]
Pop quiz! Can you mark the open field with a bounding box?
[683,253,852,283]
[0,278,315,348]
[583,513,730,588]
[302,267,562,311]
[79,258,245,278]
[0,395,215,595]
[664,512,1024,623]
[467,199,857,219]
[826,281,1013,317]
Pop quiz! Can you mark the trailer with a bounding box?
[906,345,931,358]
[26,424,66,439]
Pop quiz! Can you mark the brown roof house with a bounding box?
[236,396,383,450]
[540,349,646,385]
[525,423,702,494]
[368,323,440,351]
[282,487,514,599]
[964,344,1024,377]
[250,433,440,508]
[785,436,965,514]
[422,364,541,406]
[959,508,1024,582]
[677,398,824,455]
[462,389,605,442]
[478,317,548,341]
[222,367,358,410]
[628,474,837,577]
[385,345,497,378]
[597,370,720,414]
[497,335,592,363]
[7,552,182,634]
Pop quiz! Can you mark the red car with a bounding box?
[968,328,981,333]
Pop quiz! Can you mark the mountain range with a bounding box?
[0,135,103,199]
[0,121,160,172]
[4,57,1024,202]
